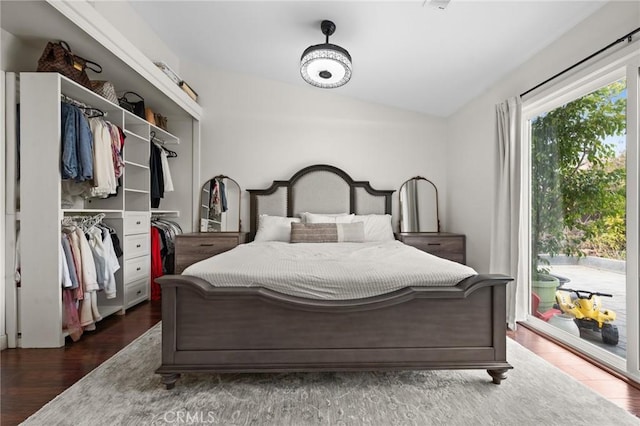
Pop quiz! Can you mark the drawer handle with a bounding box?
[136,290,142,295]
[136,267,141,271]
[427,243,441,246]
[136,244,141,248]
[136,221,141,225]
[200,243,215,247]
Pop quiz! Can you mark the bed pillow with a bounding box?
[290,222,365,243]
[353,214,395,242]
[302,212,355,224]
[254,215,301,242]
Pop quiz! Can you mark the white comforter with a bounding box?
[183,241,477,300]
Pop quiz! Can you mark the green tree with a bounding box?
[531,80,626,274]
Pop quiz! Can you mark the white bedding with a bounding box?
[183,241,477,300]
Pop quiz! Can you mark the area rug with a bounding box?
[23,324,639,426]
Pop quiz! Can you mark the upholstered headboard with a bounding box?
[247,164,394,238]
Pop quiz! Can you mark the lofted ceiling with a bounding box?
[130,0,607,117]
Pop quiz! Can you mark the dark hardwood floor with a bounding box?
[2,301,638,425]
[1,300,161,426]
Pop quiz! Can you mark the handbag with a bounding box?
[37,41,102,90]
[154,113,168,131]
[145,107,157,125]
[90,81,118,104]
[118,91,145,118]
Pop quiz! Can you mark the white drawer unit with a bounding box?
[124,234,150,259]
[124,255,150,283]
[124,212,150,235]
[125,278,149,309]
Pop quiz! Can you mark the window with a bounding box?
[522,46,639,381]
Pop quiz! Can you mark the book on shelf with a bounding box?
[179,81,198,101]
[153,61,181,85]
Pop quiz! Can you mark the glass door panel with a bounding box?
[530,78,627,359]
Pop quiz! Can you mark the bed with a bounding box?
[156,164,513,389]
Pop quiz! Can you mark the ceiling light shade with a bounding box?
[300,20,352,89]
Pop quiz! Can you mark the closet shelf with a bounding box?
[123,129,149,143]
[123,110,149,127]
[151,209,180,218]
[124,160,150,170]
[60,75,121,115]
[150,124,180,145]
[124,188,149,194]
[62,209,123,218]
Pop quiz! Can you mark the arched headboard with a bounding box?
[247,165,394,238]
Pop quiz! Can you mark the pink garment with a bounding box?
[62,288,83,341]
[66,230,84,301]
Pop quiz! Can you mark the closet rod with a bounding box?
[61,94,106,117]
[520,26,639,98]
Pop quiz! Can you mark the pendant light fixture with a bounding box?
[300,20,352,89]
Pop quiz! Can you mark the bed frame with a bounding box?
[156,164,513,389]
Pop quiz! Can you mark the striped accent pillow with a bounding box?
[290,222,365,243]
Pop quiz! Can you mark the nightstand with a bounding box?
[174,232,248,274]
[395,232,466,264]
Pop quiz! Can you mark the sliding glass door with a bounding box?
[523,47,639,381]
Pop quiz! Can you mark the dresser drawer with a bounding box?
[124,234,150,259]
[397,233,466,264]
[124,212,150,235]
[125,278,149,309]
[124,255,150,283]
[174,234,247,274]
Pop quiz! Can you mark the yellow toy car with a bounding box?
[555,288,618,345]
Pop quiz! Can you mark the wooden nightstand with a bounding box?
[174,232,248,274]
[395,232,466,264]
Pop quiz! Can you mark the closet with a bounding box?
[3,1,202,348]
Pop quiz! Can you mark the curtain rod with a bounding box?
[520,27,640,98]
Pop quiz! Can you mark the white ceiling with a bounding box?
[130,0,607,117]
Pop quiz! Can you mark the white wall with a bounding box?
[181,62,448,232]
[90,0,181,75]
[1,29,41,72]
[446,0,640,273]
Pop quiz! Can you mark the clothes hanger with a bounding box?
[150,131,178,157]
[162,147,178,158]
[61,94,106,118]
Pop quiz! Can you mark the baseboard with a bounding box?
[0,334,8,351]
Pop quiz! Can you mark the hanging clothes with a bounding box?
[150,227,163,301]
[60,102,93,182]
[219,178,228,213]
[88,118,117,198]
[158,145,174,192]
[150,143,164,208]
[210,179,221,215]
[59,214,121,338]
[60,101,124,206]
[150,218,183,300]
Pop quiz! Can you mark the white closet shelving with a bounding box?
[17,73,190,347]
[3,0,202,348]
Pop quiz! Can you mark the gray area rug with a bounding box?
[23,324,639,426]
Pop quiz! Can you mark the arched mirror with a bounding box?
[399,176,440,232]
[199,175,241,232]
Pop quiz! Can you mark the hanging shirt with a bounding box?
[88,118,117,198]
[150,143,165,208]
[61,102,93,182]
[158,146,174,192]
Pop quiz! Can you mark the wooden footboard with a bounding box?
[155,274,513,389]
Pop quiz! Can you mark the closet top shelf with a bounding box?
[55,74,181,144]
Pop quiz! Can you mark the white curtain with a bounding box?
[491,97,528,330]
